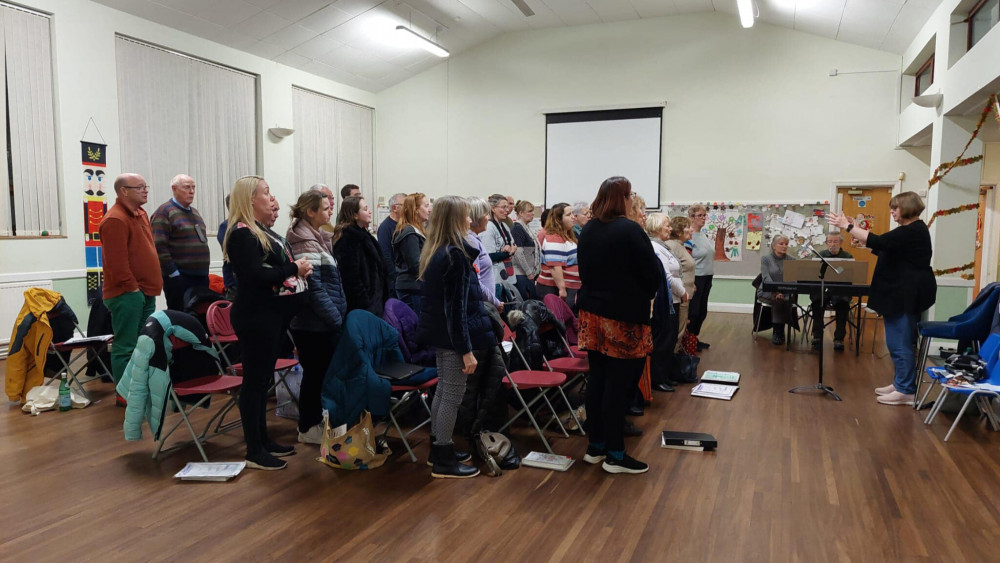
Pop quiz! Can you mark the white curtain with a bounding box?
[0,6,58,237]
[116,37,257,232]
[293,87,374,206]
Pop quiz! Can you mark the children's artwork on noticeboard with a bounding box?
[662,201,830,277]
[745,213,762,251]
[851,213,874,247]
[722,209,744,261]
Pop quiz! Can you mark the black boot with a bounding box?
[498,446,521,470]
[427,435,472,466]
[431,443,480,479]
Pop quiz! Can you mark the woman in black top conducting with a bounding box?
[223,175,311,470]
[576,177,662,474]
[828,191,935,406]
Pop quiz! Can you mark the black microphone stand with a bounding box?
[789,246,843,401]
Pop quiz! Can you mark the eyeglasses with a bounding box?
[123,185,149,191]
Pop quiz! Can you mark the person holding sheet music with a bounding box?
[809,232,853,351]
[827,192,935,406]
[757,235,796,346]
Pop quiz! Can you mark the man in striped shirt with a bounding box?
[151,174,210,311]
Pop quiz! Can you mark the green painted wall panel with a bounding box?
[932,285,970,322]
[52,278,89,321]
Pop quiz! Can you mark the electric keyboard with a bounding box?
[761,282,871,297]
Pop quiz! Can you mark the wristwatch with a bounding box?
[846,224,854,233]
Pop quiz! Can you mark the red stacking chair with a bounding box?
[153,337,243,462]
[206,300,299,411]
[381,377,437,463]
[542,294,587,359]
[497,324,576,453]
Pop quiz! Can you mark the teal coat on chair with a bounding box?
[321,310,399,427]
[116,311,218,441]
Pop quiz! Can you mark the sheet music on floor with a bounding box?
[173,462,246,481]
[691,383,739,401]
[61,334,113,345]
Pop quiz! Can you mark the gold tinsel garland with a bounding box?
[927,94,998,277]
[926,202,979,227]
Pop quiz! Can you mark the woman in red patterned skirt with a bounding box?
[576,177,662,474]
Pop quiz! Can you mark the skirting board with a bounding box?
[708,303,753,314]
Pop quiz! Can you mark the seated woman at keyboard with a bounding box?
[757,235,796,345]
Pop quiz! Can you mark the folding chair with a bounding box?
[532,319,588,433]
[497,324,575,453]
[206,300,299,411]
[153,340,243,462]
[542,293,586,358]
[45,312,113,401]
[921,334,1000,441]
[377,376,438,462]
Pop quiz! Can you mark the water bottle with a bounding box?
[58,375,72,412]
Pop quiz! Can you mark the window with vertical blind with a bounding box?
[292,87,374,206]
[0,4,59,237]
[115,36,258,232]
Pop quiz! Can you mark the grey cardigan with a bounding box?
[758,252,795,302]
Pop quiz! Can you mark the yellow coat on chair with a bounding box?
[6,287,65,403]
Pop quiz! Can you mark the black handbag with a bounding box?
[671,352,700,384]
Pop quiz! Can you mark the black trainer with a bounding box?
[266,442,296,458]
[602,453,649,474]
[246,452,288,471]
[833,339,845,351]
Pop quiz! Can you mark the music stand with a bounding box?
[789,246,843,401]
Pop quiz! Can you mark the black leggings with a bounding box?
[456,346,508,437]
[585,351,645,453]
[687,275,713,336]
[233,309,287,457]
[290,329,338,432]
[651,309,679,385]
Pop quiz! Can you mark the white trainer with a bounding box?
[876,391,914,406]
[297,423,324,445]
[874,384,896,396]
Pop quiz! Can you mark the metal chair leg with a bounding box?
[913,336,932,408]
[944,394,976,441]
[925,386,948,424]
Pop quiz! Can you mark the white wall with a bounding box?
[376,12,926,207]
[0,0,375,282]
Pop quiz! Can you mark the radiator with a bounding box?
[1,280,54,356]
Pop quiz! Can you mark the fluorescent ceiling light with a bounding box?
[395,25,449,58]
[737,0,754,28]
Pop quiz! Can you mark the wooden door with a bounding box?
[974,186,990,297]
[836,186,893,285]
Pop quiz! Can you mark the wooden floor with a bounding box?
[3,313,1000,561]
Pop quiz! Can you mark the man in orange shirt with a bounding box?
[99,173,162,384]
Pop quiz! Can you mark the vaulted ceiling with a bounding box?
[94,0,943,93]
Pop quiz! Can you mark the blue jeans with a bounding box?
[883,312,919,395]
